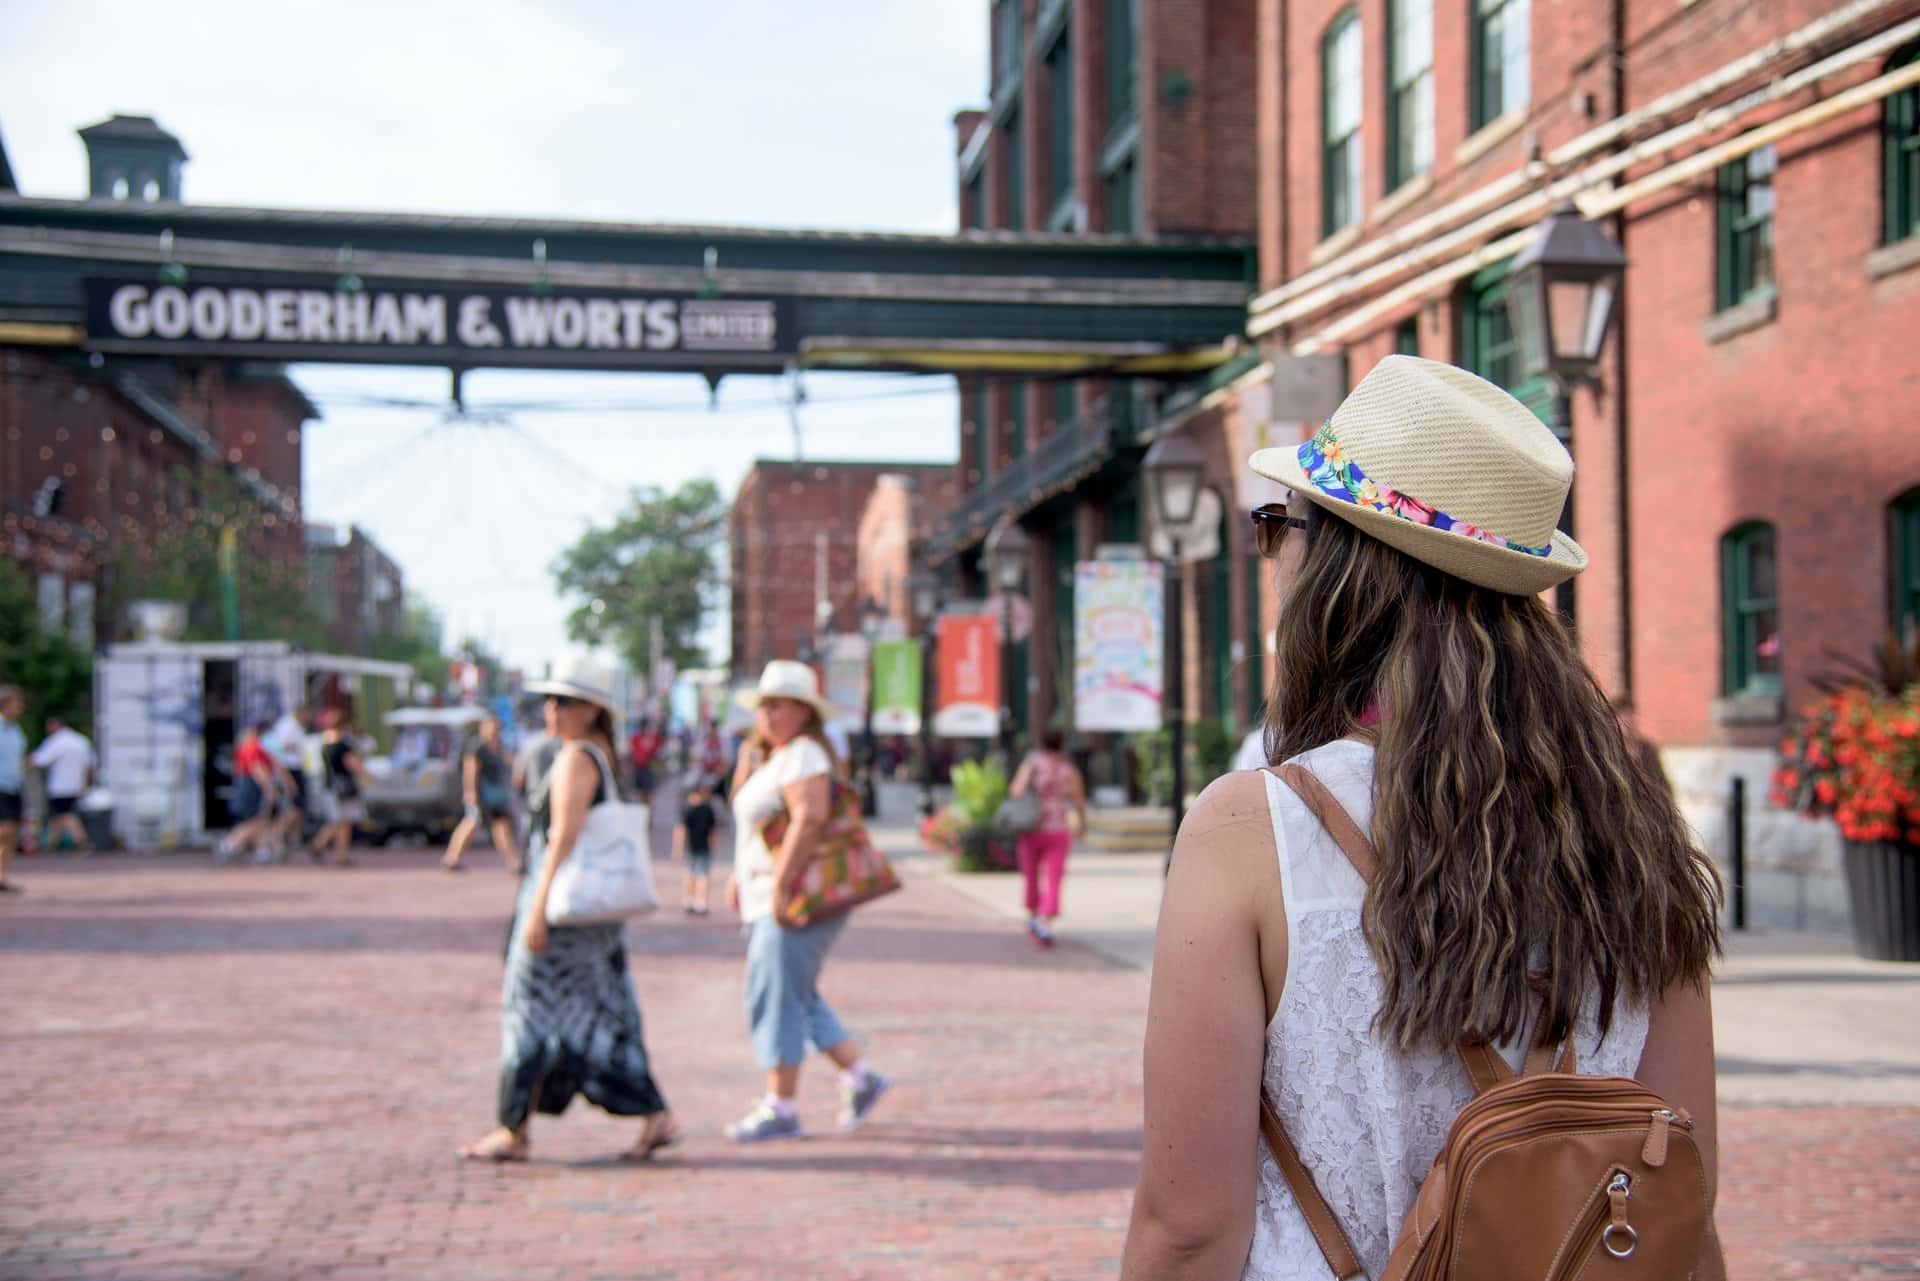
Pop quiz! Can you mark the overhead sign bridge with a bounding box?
[0,196,1252,379]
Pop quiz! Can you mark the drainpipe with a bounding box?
[1610,0,1633,708]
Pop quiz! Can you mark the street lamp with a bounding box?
[907,567,942,817]
[1143,430,1208,867]
[857,597,885,818]
[983,514,1031,765]
[1504,199,1627,622]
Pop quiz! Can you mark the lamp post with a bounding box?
[1504,199,1627,623]
[983,514,1031,768]
[857,597,885,818]
[907,568,942,818]
[1143,430,1207,870]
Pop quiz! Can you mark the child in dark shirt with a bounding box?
[674,780,720,916]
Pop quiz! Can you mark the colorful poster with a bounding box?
[1074,560,1164,732]
[870,640,922,735]
[822,634,870,729]
[934,614,1000,738]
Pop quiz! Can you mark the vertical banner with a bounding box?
[870,640,923,735]
[822,634,870,729]
[934,614,1000,737]
[1074,560,1165,732]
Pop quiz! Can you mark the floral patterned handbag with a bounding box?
[760,779,902,927]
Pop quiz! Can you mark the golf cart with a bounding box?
[359,706,489,845]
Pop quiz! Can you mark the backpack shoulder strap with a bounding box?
[1258,1098,1366,1280]
[1270,762,1377,880]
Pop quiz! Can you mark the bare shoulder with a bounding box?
[1168,770,1281,889]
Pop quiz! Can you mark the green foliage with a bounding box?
[552,478,723,673]
[0,562,94,735]
[107,467,324,645]
[948,758,1010,827]
[368,595,452,691]
[1132,720,1238,806]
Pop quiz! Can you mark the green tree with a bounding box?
[107,467,325,646]
[0,562,94,736]
[551,478,723,672]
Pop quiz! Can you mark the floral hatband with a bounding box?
[1296,422,1553,559]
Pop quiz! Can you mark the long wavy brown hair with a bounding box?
[1266,502,1723,1052]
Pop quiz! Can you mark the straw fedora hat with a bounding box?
[737,659,837,723]
[524,653,619,714]
[1248,355,1587,594]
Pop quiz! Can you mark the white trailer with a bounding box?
[94,641,415,850]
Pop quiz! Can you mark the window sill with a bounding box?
[1310,224,1363,267]
[1455,109,1528,168]
[1866,236,1920,281]
[1711,693,1784,727]
[1372,173,1434,227]
[1703,289,1778,345]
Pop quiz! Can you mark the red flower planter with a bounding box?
[1843,839,1920,962]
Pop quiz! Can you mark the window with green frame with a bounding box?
[964,171,985,229]
[1386,0,1434,191]
[1458,262,1552,421]
[996,0,1025,91]
[1716,146,1776,311]
[1004,104,1027,231]
[1884,42,1920,245]
[1469,0,1531,131]
[1052,379,1077,432]
[1046,26,1074,212]
[968,381,992,488]
[1721,522,1781,697]
[1105,0,1136,132]
[1008,380,1029,461]
[1894,488,1920,637]
[1322,9,1364,236]
[1104,152,1137,232]
[1395,315,1420,356]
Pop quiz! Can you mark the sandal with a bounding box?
[619,1118,683,1162]
[458,1129,529,1162]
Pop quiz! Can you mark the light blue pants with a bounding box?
[744,913,850,1069]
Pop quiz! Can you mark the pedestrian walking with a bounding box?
[460,654,678,1164]
[1006,728,1086,948]
[1120,357,1727,1280]
[441,713,522,874]
[674,778,718,915]
[313,713,369,867]
[266,706,314,858]
[628,717,663,801]
[0,686,27,892]
[215,723,280,863]
[723,660,889,1142]
[31,713,96,854]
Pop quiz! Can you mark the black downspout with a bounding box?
[1608,0,1633,708]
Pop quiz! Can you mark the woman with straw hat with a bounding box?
[721,660,890,1142]
[1120,357,1726,1279]
[459,654,679,1163]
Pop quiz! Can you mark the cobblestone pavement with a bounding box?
[2,849,1916,1280]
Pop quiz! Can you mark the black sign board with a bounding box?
[82,275,799,368]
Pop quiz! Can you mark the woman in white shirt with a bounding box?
[723,661,890,1142]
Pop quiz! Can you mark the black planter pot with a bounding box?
[1842,839,1920,962]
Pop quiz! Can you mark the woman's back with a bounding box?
[1246,740,1649,1280]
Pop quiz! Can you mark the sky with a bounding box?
[0,0,985,669]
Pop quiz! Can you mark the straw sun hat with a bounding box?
[524,653,619,714]
[1248,355,1587,595]
[736,659,837,723]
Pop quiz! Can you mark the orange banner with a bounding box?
[934,614,1000,738]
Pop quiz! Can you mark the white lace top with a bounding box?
[1244,740,1650,1281]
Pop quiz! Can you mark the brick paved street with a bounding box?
[3,846,1917,1280]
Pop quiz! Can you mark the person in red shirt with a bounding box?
[217,723,282,863]
[628,718,664,800]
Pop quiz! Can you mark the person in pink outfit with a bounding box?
[1007,728,1086,947]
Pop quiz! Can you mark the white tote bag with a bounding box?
[544,743,660,925]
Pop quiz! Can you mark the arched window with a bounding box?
[109,175,129,200]
[1893,488,1920,637]
[1322,8,1363,236]
[1721,522,1780,696]
[1886,41,1920,245]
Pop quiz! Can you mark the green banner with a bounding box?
[870,640,922,735]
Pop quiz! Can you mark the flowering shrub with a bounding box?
[919,810,958,855]
[1772,684,1920,845]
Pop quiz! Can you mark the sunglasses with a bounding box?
[1250,499,1310,558]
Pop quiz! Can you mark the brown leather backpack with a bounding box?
[1261,763,1710,1280]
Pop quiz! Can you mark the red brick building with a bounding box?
[304,522,404,656]
[1248,0,1920,927]
[938,0,1265,754]
[729,460,957,676]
